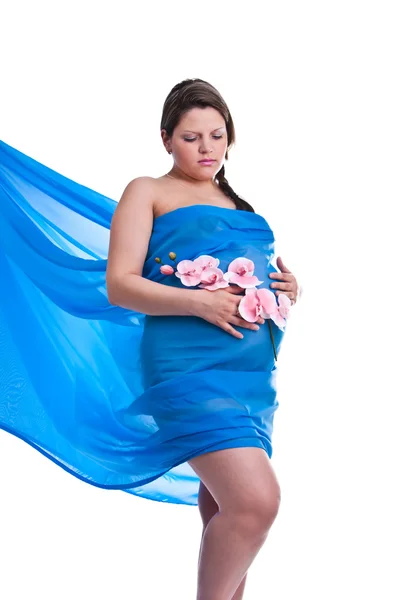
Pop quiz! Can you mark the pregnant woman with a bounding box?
[106,78,300,600]
[0,78,300,600]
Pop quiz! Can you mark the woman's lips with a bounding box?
[198,160,216,165]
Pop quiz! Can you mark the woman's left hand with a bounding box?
[268,256,302,305]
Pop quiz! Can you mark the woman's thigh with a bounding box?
[190,447,281,517]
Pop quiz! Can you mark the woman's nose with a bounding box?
[199,144,213,154]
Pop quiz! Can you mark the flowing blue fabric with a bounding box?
[0,140,286,506]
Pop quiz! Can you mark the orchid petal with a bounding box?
[270,310,287,331]
[176,259,196,274]
[227,257,255,276]
[256,288,278,315]
[194,255,220,270]
[238,289,259,322]
[277,294,291,318]
[200,280,229,290]
[229,273,264,288]
[180,274,202,287]
[200,267,224,284]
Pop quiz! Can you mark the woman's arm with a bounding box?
[106,178,265,338]
[106,177,199,316]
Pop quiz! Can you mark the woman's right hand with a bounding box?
[192,285,265,339]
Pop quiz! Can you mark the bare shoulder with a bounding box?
[116,175,170,217]
[107,177,161,280]
[109,176,156,244]
[118,176,157,208]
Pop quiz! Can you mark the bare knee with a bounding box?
[228,484,281,536]
[253,486,281,530]
[190,447,282,534]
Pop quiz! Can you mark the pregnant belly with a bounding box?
[140,314,284,389]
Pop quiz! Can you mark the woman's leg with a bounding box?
[189,447,281,600]
[197,482,248,600]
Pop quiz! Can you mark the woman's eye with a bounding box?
[184,135,223,142]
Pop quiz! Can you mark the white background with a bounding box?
[1,1,399,599]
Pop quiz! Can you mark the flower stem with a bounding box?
[267,319,278,362]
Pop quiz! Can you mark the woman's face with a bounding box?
[163,106,228,181]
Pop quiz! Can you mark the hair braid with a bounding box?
[215,165,255,213]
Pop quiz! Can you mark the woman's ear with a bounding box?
[160,129,172,154]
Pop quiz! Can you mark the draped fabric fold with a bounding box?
[0,140,285,506]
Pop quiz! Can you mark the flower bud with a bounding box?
[155,257,161,263]
[168,252,177,260]
[160,265,175,275]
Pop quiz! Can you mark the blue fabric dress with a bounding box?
[0,140,286,506]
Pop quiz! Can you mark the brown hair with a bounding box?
[160,78,255,213]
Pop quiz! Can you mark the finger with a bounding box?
[257,316,265,324]
[276,256,292,273]
[270,281,292,292]
[219,322,244,339]
[274,291,295,301]
[230,316,260,331]
[223,285,244,295]
[269,272,293,281]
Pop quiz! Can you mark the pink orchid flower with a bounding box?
[175,259,203,286]
[223,257,264,288]
[160,264,175,275]
[193,255,220,271]
[277,293,291,319]
[238,288,290,331]
[199,267,230,291]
